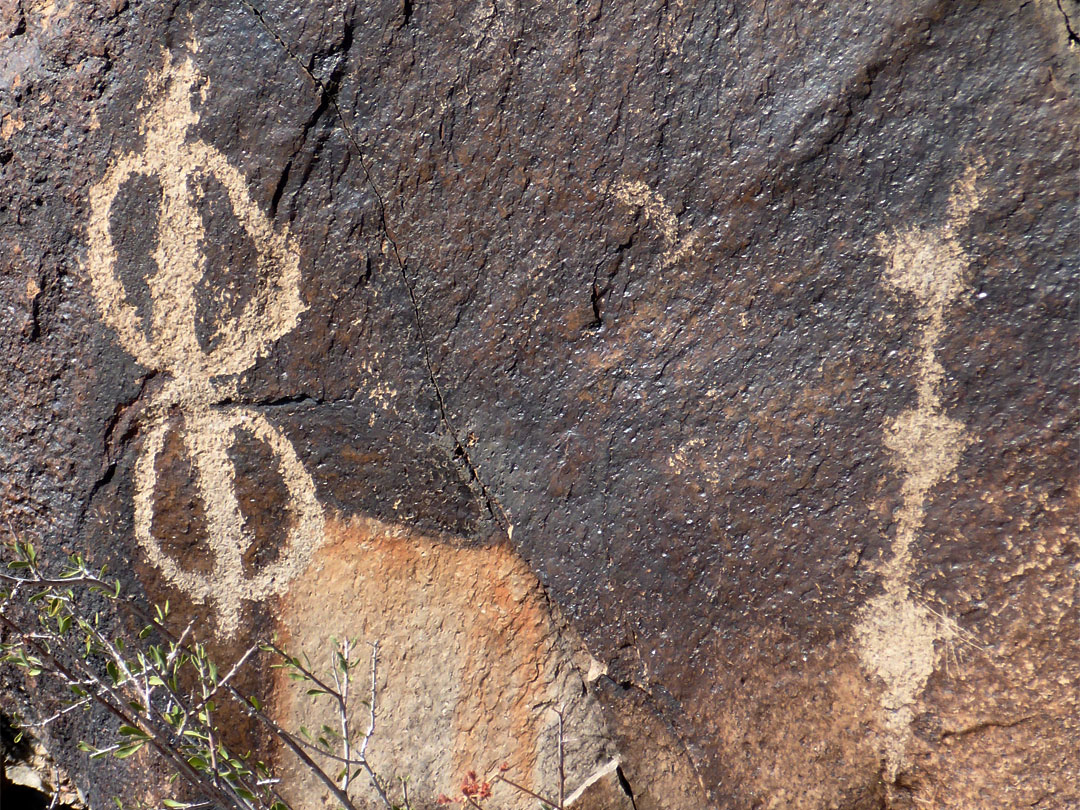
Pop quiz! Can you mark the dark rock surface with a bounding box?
[1,0,1077,807]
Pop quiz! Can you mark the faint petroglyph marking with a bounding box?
[359,359,398,411]
[467,0,517,52]
[667,437,721,487]
[85,47,324,637]
[854,164,983,779]
[659,0,688,56]
[613,179,699,269]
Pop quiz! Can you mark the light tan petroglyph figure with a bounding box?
[85,46,324,637]
[612,178,699,269]
[854,164,984,779]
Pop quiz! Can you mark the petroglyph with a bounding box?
[613,179,698,268]
[855,165,983,778]
[667,436,722,487]
[85,47,324,637]
[659,0,689,56]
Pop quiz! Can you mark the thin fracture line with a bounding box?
[236,0,512,533]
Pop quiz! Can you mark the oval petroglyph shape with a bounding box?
[85,46,324,637]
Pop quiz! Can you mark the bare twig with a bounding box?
[556,707,565,810]
[233,691,361,810]
[0,571,115,591]
[167,618,197,667]
[494,774,560,809]
[338,639,352,793]
[358,641,392,809]
[360,642,378,765]
[23,694,94,729]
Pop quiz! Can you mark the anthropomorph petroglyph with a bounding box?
[854,164,983,779]
[85,47,324,637]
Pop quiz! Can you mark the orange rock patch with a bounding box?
[270,514,620,809]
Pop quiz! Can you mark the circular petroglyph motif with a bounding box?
[134,406,324,636]
[85,48,324,636]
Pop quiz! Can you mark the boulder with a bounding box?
[1,0,1076,807]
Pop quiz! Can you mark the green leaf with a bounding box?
[248,695,262,711]
[162,800,188,809]
[114,740,146,759]
[118,725,149,740]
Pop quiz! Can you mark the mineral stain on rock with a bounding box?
[272,514,628,810]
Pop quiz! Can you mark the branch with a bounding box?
[556,708,565,810]
[0,610,233,808]
[358,641,392,809]
[494,774,560,809]
[230,687,361,810]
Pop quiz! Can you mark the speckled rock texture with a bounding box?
[1,0,1077,807]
